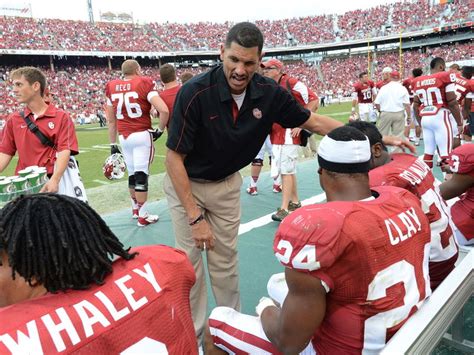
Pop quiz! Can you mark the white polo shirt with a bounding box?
[374,81,410,112]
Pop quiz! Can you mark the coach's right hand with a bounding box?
[110,144,121,155]
[190,217,216,251]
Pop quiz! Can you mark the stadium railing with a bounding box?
[381,248,473,354]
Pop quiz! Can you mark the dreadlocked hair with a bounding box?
[0,193,137,293]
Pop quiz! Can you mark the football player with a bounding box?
[0,194,197,354]
[412,57,463,168]
[440,144,474,247]
[403,68,423,145]
[105,59,169,226]
[205,126,431,354]
[349,121,458,290]
[351,71,377,123]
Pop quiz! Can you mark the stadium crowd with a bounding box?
[1,43,471,121]
[0,0,470,51]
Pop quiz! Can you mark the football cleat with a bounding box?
[246,186,258,195]
[137,214,159,227]
[272,184,282,193]
[103,153,126,180]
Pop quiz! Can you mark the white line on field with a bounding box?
[238,192,327,235]
[93,179,111,185]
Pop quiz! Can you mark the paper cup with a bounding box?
[26,173,41,193]
[0,179,15,202]
[11,177,29,192]
[18,168,34,177]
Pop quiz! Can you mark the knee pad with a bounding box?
[251,158,263,167]
[134,171,148,192]
[128,175,135,189]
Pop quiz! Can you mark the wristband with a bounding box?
[256,297,277,316]
[189,213,204,226]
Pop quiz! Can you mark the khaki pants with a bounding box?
[377,111,406,153]
[164,172,242,339]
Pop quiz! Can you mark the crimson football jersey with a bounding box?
[0,246,197,354]
[449,144,474,240]
[105,76,157,138]
[369,154,458,289]
[411,71,457,116]
[353,80,375,104]
[274,186,431,354]
[270,75,314,145]
[453,74,471,104]
[376,79,389,90]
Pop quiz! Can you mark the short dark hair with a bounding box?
[181,72,194,84]
[347,121,385,148]
[430,57,445,70]
[10,67,47,96]
[0,194,136,293]
[359,72,368,79]
[461,66,473,80]
[225,22,264,54]
[412,68,423,77]
[159,63,176,84]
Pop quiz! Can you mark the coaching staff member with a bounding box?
[164,22,340,340]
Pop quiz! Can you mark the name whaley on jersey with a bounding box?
[0,246,196,354]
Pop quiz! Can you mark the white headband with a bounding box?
[318,135,371,163]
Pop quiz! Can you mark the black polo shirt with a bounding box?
[166,65,310,181]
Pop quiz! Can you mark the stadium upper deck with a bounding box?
[0,0,471,52]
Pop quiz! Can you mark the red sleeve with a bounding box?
[450,144,474,175]
[0,115,17,156]
[105,82,111,100]
[308,87,318,101]
[56,112,79,154]
[140,77,156,99]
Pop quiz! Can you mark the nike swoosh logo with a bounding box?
[209,115,219,120]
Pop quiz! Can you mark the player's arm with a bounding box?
[0,153,13,174]
[40,149,70,193]
[413,95,422,125]
[165,149,216,250]
[261,268,326,353]
[439,173,474,200]
[446,91,463,128]
[150,95,169,131]
[464,96,472,121]
[105,103,121,154]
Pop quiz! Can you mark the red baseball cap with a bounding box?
[261,59,283,70]
[391,71,400,79]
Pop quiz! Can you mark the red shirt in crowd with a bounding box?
[0,104,79,175]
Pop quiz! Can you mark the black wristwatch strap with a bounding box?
[189,213,204,226]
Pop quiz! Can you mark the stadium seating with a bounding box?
[1,42,472,120]
[0,0,470,52]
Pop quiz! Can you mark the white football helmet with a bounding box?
[103,153,126,180]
